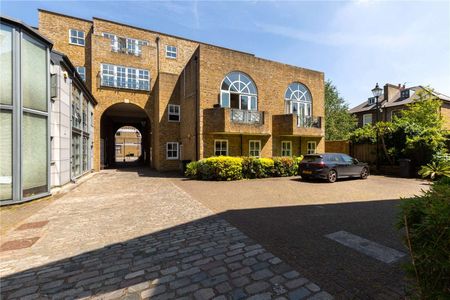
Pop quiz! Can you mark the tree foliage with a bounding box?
[350,88,447,167]
[325,80,357,141]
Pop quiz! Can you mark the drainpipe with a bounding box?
[155,37,160,74]
[195,54,199,161]
[240,134,243,156]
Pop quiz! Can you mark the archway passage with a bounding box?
[115,126,142,163]
[100,103,151,169]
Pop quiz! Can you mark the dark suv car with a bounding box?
[299,153,369,183]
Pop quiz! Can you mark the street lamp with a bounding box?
[372,83,382,170]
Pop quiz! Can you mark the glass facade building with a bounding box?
[0,17,52,204]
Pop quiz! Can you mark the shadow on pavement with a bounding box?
[1,199,409,299]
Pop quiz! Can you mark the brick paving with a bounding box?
[0,168,332,299]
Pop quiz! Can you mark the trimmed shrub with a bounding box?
[242,157,274,179]
[185,156,303,181]
[272,156,303,177]
[398,177,450,298]
[186,156,243,181]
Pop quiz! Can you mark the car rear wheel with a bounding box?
[327,170,337,183]
[360,167,369,179]
[302,175,310,181]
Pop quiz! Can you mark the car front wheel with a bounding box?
[327,170,337,183]
[360,167,369,179]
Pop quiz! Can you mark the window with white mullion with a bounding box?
[214,140,228,156]
[281,141,292,157]
[249,140,261,157]
[117,66,126,88]
[127,68,137,89]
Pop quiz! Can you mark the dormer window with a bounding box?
[401,89,410,99]
[368,97,376,105]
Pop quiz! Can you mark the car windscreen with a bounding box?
[303,155,323,163]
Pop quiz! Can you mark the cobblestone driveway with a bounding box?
[0,169,331,299]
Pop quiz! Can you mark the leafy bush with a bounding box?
[398,177,450,298]
[186,156,304,180]
[418,160,450,180]
[242,157,274,179]
[272,156,303,177]
[185,157,243,181]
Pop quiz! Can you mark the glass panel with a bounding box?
[22,34,47,112]
[72,132,81,177]
[221,91,230,107]
[240,95,248,110]
[0,25,13,105]
[250,96,257,110]
[0,111,12,201]
[23,113,48,198]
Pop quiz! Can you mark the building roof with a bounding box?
[38,9,324,76]
[51,50,97,105]
[1,15,53,47]
[349,85,450,114]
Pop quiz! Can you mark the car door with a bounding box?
[339,154,354,176]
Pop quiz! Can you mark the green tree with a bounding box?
[393,88,447,165]
[324,80,357,140]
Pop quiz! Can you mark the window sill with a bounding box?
[68,42,85,47]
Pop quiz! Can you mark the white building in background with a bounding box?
[0,16,97,205]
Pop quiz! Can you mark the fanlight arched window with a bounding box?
[220,71,258,110]
[285,82,312,118]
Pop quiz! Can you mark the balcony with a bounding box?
[203,107,270,135]
[273,114,324,137]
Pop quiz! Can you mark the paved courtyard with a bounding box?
[173,175,428,299]
[0,168,331,299]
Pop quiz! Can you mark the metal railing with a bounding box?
[230,109,263,125]
[296,115,321,128]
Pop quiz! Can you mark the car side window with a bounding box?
[341,154,353,163]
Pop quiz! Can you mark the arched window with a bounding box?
[220,71,257,110]
[285,82,312,118]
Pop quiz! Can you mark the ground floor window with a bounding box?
[363,113,372,126]
[82,135,89,172]
[281,141,292,156]
[214,139,228,156]
[249,140,261,157]
[166,142,179,160]
[71,132,81,177]
[307,141,316,154]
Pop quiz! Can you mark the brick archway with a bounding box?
[100,103,151,169]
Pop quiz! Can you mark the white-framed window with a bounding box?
[166,142,179,160]
[166,45,177,58]
[281,141,292,157]
[362,113,373,126]
[249,140,261,157]
[307,141,316,154]
[214,140,228,156]
[102,33,148,56]
[69,29,85,46]
[168,104,180,122]
[100,64,150,91]
[76,66,86,81]
[220,71,257,110]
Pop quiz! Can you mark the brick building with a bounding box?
[115,126,142,161]
[38,9,325,171]
[350,83,450,129]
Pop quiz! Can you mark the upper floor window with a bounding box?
[285,82,312,117]
[166,45,177,58]
[168,104,180,122]
[102,33,148,56]
[368,97,376,105]
[220,71,257,110]
[100,64,150,91]
[69,29,85,46]
[76,66,86,81]
[363,113,372,126]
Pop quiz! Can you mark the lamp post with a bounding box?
[371,83,382,171]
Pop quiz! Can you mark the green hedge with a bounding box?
[398,177,450,298]
[185,156,303,180]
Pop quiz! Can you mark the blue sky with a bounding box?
[1,0,449,107]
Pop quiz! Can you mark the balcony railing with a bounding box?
[297,115,322,128]
[230,109,264,125]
